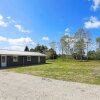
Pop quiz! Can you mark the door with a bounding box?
[1,55,7,67]
[38,56,40,63]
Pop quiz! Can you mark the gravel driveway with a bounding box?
[0,71,100,100]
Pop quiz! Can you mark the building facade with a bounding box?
[0,50,46,67]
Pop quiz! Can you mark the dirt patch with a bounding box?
[0,71,100,100]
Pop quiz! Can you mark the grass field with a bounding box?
[5,59,100,85]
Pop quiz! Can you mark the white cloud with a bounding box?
[0,15,8,27]
[7,16,11,20]
[8,37,36,46]
[8,20,16,24]
[3,45,25,51]
[0,15,3,20]
[65,27,70,36]
[7,16,16,24]
[0,14,31,33]
[0,36,7,42]
[11,20,16,23]
[91,0,100,11]
[9,45,24,51]
[65,28,70,33]
[42,37,49,41]
[0,35,36,50]
[84,16,100,28]
[15,24,31,33]
[0,21,8,27]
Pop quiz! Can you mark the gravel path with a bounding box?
[0,71,100,100]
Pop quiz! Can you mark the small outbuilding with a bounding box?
[0,50,46,68]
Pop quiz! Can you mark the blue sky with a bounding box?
[0,0,100,50]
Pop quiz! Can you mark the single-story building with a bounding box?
[0,50,46,68]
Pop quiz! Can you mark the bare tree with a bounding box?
[83,31,91,60]
[60,34,72,55]
[49,41,57,59]
[49,41,56,51]
[74,28,91,60]
[96,37,100,50]
[57,42,64,55]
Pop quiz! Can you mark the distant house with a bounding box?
[0,50,46,67]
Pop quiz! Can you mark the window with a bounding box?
[27,56,31,61]
[13,56,18,62]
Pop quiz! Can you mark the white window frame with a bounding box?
[27,56,31,61]
[13,56,18,62]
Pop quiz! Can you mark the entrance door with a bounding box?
[1,55,7,67]
[38,56,40,63]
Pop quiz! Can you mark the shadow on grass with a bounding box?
[0,62,52,70]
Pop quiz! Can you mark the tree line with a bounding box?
[24,28,100,60]
[24,44,57,59]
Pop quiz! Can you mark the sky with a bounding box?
[0,0,100,51]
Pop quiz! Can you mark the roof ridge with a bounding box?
[0,49,39,53]
[0,49,23,52]
[0,49,46,56]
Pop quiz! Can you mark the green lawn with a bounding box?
[5,59,100,85]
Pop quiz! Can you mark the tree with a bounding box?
[82,31,91,60]
[49,41,57,59]
[49,41,56,51]
[24,46,29,51]
[96,37,100,50]
[30,48,35,52]
[74,28,91,60]
[60,34,72,55]
[87,50,96,60]
[96,49,100,60]
[57,42,65,55]
[74,40,85,60]
[31,44,48,54]
[46,48,57,59]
